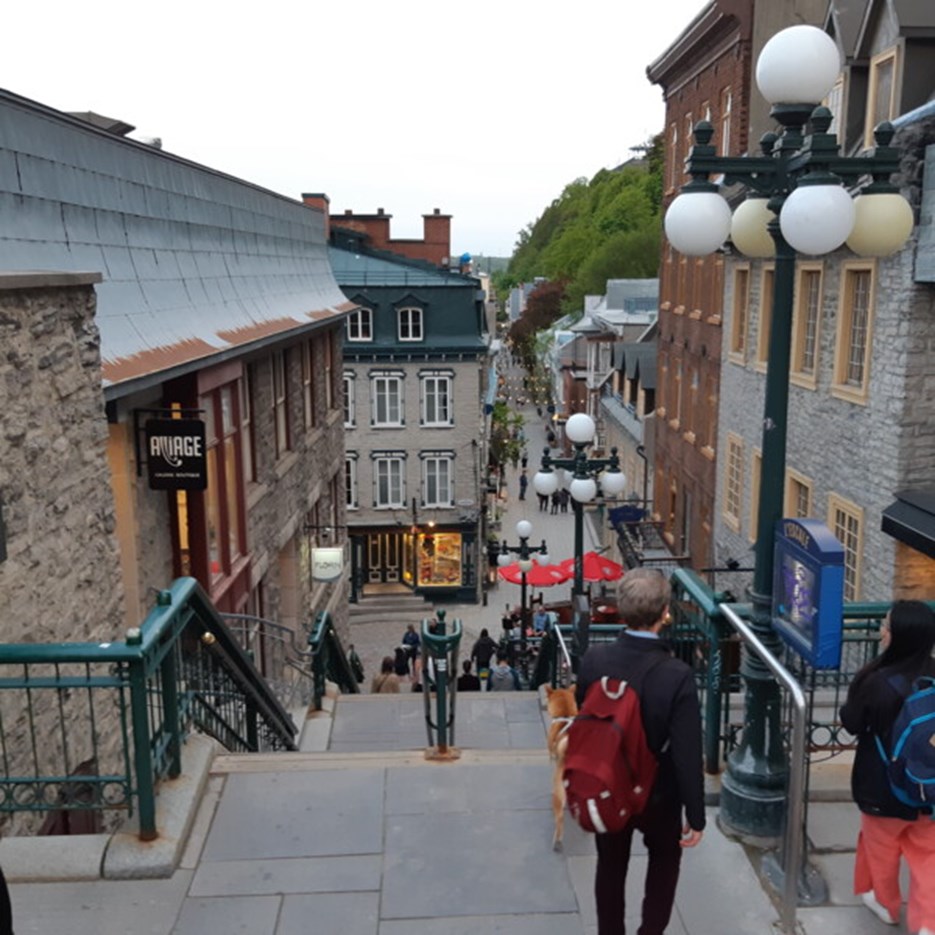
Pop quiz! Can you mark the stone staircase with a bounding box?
[348,590,431,626]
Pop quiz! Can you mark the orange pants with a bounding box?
[855,811,935,933]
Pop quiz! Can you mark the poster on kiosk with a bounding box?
[772,518,845,669]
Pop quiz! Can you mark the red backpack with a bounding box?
[563,658,665,835]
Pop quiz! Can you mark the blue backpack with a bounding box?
[875,675,935,810]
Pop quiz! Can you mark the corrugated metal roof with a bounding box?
[0,89,352,396]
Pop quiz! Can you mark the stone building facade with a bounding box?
[0,89,354,647]
[713,6,935,601]
[0,274,125,642]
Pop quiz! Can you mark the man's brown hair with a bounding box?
[616,568,670,630]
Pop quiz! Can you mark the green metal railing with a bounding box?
[307,610,360,710]
[421,611,462,754]
[0,577,297,840]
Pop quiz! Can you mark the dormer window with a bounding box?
[347,307,373,341]
[398,307,423,342]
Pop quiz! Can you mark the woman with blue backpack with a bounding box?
[840,600,935,935]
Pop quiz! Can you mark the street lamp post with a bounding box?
[664,25,913,838]
[497,519,550,673]
[532,413,627,661]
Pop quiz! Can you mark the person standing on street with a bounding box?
[576,567,705,935]
[518,470,528,500]
[471,628,499,689]
[840,601,935,934]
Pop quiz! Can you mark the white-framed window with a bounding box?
[720,87,732,155]
[374,455,405,508]
[420,374,452,426]
[347,307,373,342]
[241,363,256,483]
[825,77,844,138]
[723,433,743,532]
[828,493,863,601]
[422,455,453,507]
[398,307,423,342]
[371,374,403,426]
[668,123,679,191]
[345,455,358,509]
[343,373,356,428]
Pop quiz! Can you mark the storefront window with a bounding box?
[418,532,462,587]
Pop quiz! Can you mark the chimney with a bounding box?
[423,209,452,265]
[301,193,331,239]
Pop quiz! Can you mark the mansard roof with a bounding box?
[0,89,352,399]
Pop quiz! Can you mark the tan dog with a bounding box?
[545,685,578,851]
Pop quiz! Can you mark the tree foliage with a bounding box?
[505,137,663,315]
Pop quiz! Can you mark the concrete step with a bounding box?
[212,747,549,774]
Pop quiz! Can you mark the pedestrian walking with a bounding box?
[537,491,548,512]
[518,471,528,500]
[371,657,401,694]
[470,628,499,689]
[840,600,935,934]
[575,567,705,935]
[550,490,560,515]
[559,488,570,513]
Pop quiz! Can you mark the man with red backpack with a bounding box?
[574,567,705,935]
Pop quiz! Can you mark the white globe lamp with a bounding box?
[664,191,732,256]
[565,412,596,445]
[570,475,598,504]
[516,520,532,540]
[780,181,855,255]
[756,25,841,105]
[600,468,627,497]
[533,469,559,496]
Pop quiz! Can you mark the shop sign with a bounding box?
[312,547,344,582]
[145,419,207,491]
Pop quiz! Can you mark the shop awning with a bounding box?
[881,489,935,559]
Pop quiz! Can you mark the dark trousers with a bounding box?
[594,799,682,935]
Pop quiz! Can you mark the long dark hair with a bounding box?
[851,600,935,694]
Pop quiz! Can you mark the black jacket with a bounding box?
[840,658,935,821]
[471,635,498,669]
[576,633,706,831]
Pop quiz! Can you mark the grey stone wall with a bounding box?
[0,275,127,833]
[0,276,125,640]
[714,117,935,603]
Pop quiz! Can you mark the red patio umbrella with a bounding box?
[558,551,625,583]
[497,561,571,587]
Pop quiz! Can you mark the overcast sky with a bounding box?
[3,0,709,258]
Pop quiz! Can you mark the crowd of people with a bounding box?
[365,623,526,694]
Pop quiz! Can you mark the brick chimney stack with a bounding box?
[301,193,330,239]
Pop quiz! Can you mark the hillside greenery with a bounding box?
[491,135,664,318]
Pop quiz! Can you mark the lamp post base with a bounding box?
[719,755,788,841]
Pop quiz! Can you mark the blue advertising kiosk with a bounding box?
[772,518,845,669]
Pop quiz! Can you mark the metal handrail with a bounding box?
[0,577,297,841]
[421,613,462,755]
[307,611,360,709]
[720,604,805,935]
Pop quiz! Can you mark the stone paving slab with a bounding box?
[8,870,193,935]
[189,854,382,897]
[379,913,585,935]
[381,807,578,920]
[171,894,280,935]
[200,769,384,861]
